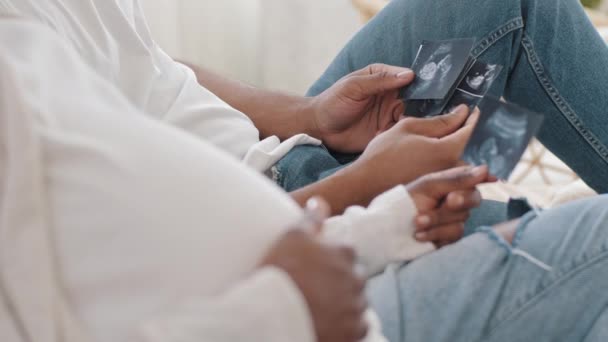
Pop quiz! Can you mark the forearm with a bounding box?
[180,61,321,140]
[290,165,385,216]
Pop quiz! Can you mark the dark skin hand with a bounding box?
[407,165,496,248]
[182,61,485,218]
[260,165,498,340]
[259,203,369,342]
[311,64,414,153]
[290,105,480,216]
[182,61,415,152]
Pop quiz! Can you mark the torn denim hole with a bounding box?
[507,197,544,221]
[270,165,282,185]
[476,211,553,273]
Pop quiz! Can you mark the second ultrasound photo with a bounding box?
[444,61,503,113]
[462,97,544,180]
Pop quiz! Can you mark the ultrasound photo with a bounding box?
[405,56,477,117]
[405,99,446,117]
[445,89,481,113]
[462,97,544,180]
[445,61,503,113]
[403,39,475,101]
[461,62,502,95]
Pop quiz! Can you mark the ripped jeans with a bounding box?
[367,196,608,342]
[272,0,608,339]
[274,0,608,230]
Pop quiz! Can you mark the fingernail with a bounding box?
[397,69,413,78]
[416,215,431,227]
[472,165,486,177]
[415,232,427,241]
[306,198,320,211]
[449,104,466,114]
[305,198,324,224]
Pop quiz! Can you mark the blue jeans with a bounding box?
[367,195,608,341]
[274,0,608,229]
[275,0,608,340]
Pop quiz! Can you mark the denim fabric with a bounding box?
[272,145,346,192]
[367,195,608,342]
[275,0,608,339]
[275,0,608,226]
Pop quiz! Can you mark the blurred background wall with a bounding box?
[140,0,608,93]
[141,0,360,94]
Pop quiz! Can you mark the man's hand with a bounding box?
[312,63,415,153]
[342,105,479,200]
[259,201,368,342]
[407,166,494,247]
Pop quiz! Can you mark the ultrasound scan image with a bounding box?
[403,39,474,101]
[445,62,503,113]
[444,89,482,114]
[405,98,446,117]
[462,97,544,179]
[460,62,503,96]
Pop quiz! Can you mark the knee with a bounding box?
[538,195,608,248]
[568,195,608,232]
[560,195,608,222]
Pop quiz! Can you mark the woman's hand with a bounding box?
[260,199,369,342]
[342,105,479,200]
[406,166,495,247]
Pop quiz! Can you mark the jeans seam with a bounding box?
[520,33,608,165]
[471,17,524,58]
[480,249,608,341]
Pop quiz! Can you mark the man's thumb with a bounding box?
[351,68,415,97]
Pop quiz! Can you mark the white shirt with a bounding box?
[0,18,435,342]
[0,0,264,160]
[0,0,435,270]
[0,0,322,170]
[0,2,435,342]
[0,18,313,342]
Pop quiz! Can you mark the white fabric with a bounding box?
[0,0,261,160]
[0,18,428,342]
[243,134,322,173]
[0,1,436,341]
[0,0,434,274]
[0,19,312,342]
[0,0,340,174]
[325,186,435,276]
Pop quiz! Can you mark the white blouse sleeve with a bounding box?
[323,186,436,277]
[0,18,392,342]
[0,19,318,342]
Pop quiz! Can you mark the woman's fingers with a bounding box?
[414,222,465,245]
[415,208,471,231]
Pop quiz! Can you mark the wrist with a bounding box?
[298,96,323,140]
[334,162,379,209]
